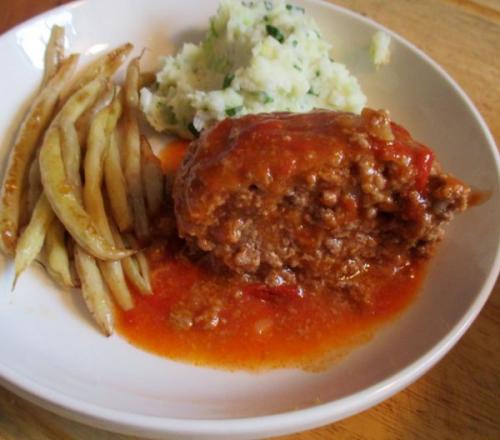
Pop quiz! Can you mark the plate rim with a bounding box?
[0,0,499,437]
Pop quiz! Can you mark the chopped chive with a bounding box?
[307,87,319,97]
[223,73,235,89]
[225,106,243,117]
[187,122,199,137]
[262,92,274,104]
[266,25,285,43]
[264,0,273,11]
[292,39,298,47]
[293,64,302,71]
[316,70,321,77]
[286,4,304,13]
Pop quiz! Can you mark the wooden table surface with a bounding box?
[1,0,499,439]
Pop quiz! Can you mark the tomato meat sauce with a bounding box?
[116,244,427,370]
[159,139,189,174]
[116,109,470,370]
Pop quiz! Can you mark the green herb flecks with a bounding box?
[307,87,319,97]
[225,106,243,117]
[266,25,285,43]
[223,73,235,89]
[286,4,305,13]
[262,92,274,104]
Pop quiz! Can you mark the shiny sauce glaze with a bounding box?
[116,134,430,370]
[173,110,444,291]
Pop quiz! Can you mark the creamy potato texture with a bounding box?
[141,0,366,138]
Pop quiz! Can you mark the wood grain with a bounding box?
[0,0,499,439]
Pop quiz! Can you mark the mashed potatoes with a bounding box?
[141,0,367,139]
[370,31,391,67]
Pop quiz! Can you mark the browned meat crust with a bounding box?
[174,109,470,288]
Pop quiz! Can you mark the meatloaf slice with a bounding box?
[173,109,470,287]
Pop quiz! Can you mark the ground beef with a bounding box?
[173,109,470,288]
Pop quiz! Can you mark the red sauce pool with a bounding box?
[116,138,428,370]
[116,245,426,370]
[159,139,188,174]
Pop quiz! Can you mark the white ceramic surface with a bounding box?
[0,1,499,439]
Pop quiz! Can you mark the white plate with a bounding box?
[0,0,499,439]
